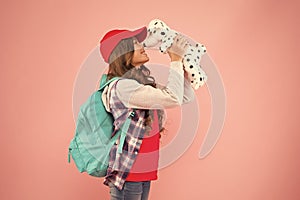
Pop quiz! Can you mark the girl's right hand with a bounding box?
[167,35,188,62]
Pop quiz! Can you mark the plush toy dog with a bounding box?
[142,19,207,89]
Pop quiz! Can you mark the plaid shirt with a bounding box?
[103,80,147,190]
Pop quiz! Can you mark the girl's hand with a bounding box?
[167,35,188,62]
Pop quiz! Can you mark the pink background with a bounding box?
[1,0,300,199]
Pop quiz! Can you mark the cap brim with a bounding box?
[130,26,147,42]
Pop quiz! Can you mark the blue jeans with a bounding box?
[109,181,151,200]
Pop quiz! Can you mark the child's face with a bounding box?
[131,37,149,68]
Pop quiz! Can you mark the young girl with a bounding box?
[100,26,194,200]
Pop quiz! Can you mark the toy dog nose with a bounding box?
[143,43,146,47]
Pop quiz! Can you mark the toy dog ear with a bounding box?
[148,19,161,29]
[153,20,165,28]
[150,19,170,29]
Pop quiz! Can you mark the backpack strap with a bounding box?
[99,73,135,154]
[99,74,120,91]
[117,109,136,154]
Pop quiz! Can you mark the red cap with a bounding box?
[99,26,147,63]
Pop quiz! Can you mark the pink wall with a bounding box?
[1,0,300,199]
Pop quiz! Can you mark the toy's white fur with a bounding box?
[143,19,207,89]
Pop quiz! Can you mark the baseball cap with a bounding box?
[100,26,147,63]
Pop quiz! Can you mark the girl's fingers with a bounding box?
[175,35,188,47]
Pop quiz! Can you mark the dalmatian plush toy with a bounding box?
[142,19,207,90]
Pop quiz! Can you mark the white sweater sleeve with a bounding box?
[115,61,188,109]
[156,75,195,104]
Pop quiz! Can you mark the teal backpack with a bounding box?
[68,74,134,177]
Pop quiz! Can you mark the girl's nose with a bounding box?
[136,42,144,50]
